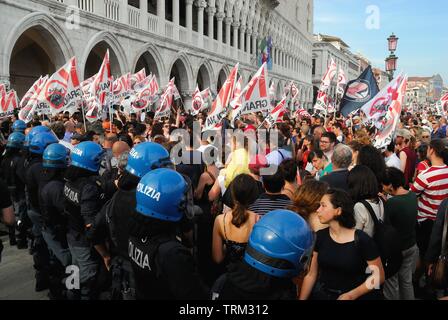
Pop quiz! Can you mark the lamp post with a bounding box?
[385,33,399,81]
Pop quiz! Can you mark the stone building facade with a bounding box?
[0,0,315,109]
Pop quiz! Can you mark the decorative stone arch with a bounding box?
[133,43,165,84]
[168,53,194,94]
[195,58,214,91]
[81,31,127,79]
[275,80,282,101]
[3,12,74,96]
[216,63,230,92]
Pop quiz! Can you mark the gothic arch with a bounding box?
[81,31,127,79]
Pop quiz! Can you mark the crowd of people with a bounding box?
[0,106,448,300]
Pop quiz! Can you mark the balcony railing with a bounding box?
[50,0,267,67]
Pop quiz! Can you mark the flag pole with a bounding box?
[81,102,87,132]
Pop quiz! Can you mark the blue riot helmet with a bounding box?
[43,143,70,169]
[244,209,314,278]
[24,126,51,148]
[135,168,189,222]
[29,131,59,155]
[125,142,172,178]
[12,120,27,133]
[6,132,26,149]
[70,141,104,172]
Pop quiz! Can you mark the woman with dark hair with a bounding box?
[297,135,314,171]
[212,174,259,265]
[347,140,363,169]
[348,165,384,238]
[290,180,329,231]
[300,189,385,300]
[357,145,387,191]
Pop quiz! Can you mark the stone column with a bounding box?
[251,33,258,57]
[225,17,232,46]
[232,22,239,48]
[239,27,245,51]
[172,0,179,25]
[197,2,206,35]
[216,12,224,43]
[119,0,127,23]
[141,0,148,13]
[186,0,193,29]
[207,7,216,38]
[246,29,251,53]
[157,0,165,18]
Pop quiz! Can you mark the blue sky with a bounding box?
[314,0,448,85]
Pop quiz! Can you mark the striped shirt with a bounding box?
[249,193,292,216]
[410,165,448,222]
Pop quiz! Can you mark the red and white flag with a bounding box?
[130,69,146,89]
[436,92,448,116]
[111,73,131,105]
[264,97,287,128]
[0,84,5,99]
[230,62,269,124]
[373,76,408,149]
[201,88,212,111]
[0,90,19,119]
[154,78,177,120]
[191,86,204,116]
[290,82,299,100]
[134,74,152,91]
[203,63,239,131]
[19,76,48,109]
[19,78,48,123]
[85,50,112,120]
[314,91,328,112]
[361,74,404,128]
[37,57,82,116]
[81,74,96,96]
[320,58,337,92]
[336,68,347,96]
[296,108,311,119]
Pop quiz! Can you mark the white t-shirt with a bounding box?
[354,199,385,238]
[266,149,292,166]
[385,153,401,170]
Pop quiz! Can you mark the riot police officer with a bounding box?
[39,143,73,299]
[1,132,26,247]
[15,126,51,251]
[212,209,314,300]
[128,168,208,300]
[63,141,105,300]
[92,142,172,300]
[12,120,27,133]
[25,130,59,291]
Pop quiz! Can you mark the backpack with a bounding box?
[360,200,403,279]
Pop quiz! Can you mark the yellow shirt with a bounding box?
[224,148,250,188]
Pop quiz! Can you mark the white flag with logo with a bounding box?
[203,64,239,131]
[230,63,269,124]
[336,68,347,95]
[19,78,48,123]
[0,90,19,119]
[264,97,287,129]
[37,57,82,116]
[373,76,408,149]
[361,74,404,129]
[320,58,337,92]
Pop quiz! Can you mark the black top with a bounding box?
[0,178,12,209]
[222,212,247,263]
[249,193,292,216]
[320,169,350,192]
[40,179,67,227]
[214,261,296,300]
[175,150,205,190]
[129,234,208,300]
[315,228,380,293]
[24,158,43,212]
[93,188,136,258]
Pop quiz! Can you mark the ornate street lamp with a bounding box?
[387,33,399,53]
[386,33,399,81]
